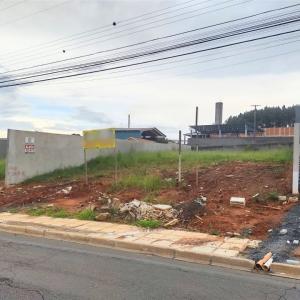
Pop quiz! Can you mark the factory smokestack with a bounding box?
[215,102,223,125]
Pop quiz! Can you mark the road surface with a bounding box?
[0,231,299,300]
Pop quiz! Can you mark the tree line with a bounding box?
[226,105,295,128]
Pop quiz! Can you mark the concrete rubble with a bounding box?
[230,197,246,207]
[119,199,179,225]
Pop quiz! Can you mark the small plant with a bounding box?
[268,191,279,201]
[76,209,96,220]
[210,229,220,236]
[136,219,161,229]
[27,207,71,218]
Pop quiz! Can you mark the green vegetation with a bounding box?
[26,206,96,220]
[111,175,175,192]
[0,160,5,180]
[268,191,279,201]
[27,207,72,218]
[226,105,295,127]
[25,148,292,183]
[76,208,96,220]
[136,219,161,229]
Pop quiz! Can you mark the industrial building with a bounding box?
[115,128,167,143]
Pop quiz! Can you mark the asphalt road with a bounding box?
[0,232,299,300]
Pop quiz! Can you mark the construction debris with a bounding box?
[95,212,110,221]
[255,252,273,272]
[278,195,287,202]
[279,228,288,235]
[164,218,179,227]
[119,199,178,224]
[58,186,72,195]
[288,196,299,203]
[176,198,206,222]
[230,197,246,207]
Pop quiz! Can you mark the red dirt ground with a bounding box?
[0,161,294,240]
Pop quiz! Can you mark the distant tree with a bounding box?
[225,105,295,128]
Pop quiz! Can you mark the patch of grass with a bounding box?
[136,219,161,229]
[27,207,72,218]
[0,159,5,180]
[268,191,279,201]
[76,208,96,220]
[112,175,174,192]
[25,148,292,183]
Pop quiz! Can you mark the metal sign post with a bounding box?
[178,130,182,183]
[83,128,116,185]
[292,106,300,194]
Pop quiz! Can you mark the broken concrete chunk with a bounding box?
[153,204,172,211]
[288,196,299,203]
[230,197,246,206]
[111,198,121,209]
[279,228,287,235]
[59,186,72,194]
[293,240,299,245]
[278,195,287,202]
[95,212,110,221]
[131,199,141,207]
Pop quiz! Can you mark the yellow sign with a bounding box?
[83,128,116,149]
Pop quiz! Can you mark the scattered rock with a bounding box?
[152,204,172,211]
[95,212,110,221]
[279,228,287,235]
[33,185,43,189]
[278,195,287,202]
[289,196,299,203]
[111,198,121,209]
[47,203,54,207]
[230,197,246,207]
[267,229,273,233]
[293,240,299,245]
[58,186,72,194]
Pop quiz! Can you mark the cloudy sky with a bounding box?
[0,0,300,139]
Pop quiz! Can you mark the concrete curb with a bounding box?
[0,222,299,279]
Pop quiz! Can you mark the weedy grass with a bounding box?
[111,175,175,192]
[75,208,96,220]
[136,219,161,229]
[0,160,5,180]
[24,148,292,183]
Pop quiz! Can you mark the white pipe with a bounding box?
[262,257,273,271]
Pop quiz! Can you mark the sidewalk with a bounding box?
[0,213,299,278]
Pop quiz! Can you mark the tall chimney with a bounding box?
[128,114,131,128]
[215,102,223,125]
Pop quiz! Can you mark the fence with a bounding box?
[5,129,189,185]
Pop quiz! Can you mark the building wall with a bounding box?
[5,129,189,185]
[264,127,294,137]
[0,139,7,159]
[189,136,293,150]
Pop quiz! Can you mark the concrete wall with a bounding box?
[189,136,293,150]
[5,129,188,185]
[0,138,7,159]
